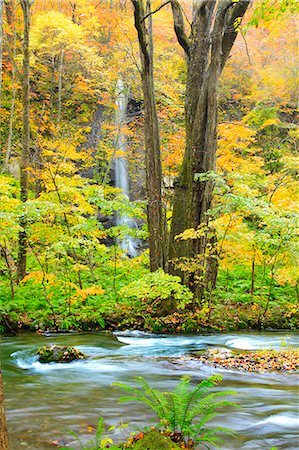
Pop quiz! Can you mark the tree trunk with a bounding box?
[0,370,9,450]
[17,0,31,282]
[131,0,165,271]
[169,0,249,299]
[57,46,64,124]
[2,1,16,173]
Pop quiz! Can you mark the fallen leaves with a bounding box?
[191,348,299,373]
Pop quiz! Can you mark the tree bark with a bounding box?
[131,0,165,271]
[57,46,64,124]
[169,0,249,299]
[0,370,9,450]
[17,0,31,282]
[2,1,16,172]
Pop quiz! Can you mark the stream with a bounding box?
[1,331,299,449]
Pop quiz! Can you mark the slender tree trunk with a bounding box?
[33,103,45,196]
[0,370,9,450]
[57,46,64,124]
[251,248,256,297]
[1,242,16,299]
[50,54,55,120]
[131,0,165,271]
[2,6,16,172]
[17,0,31,282]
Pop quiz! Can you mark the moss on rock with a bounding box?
[129,430,182,449]
[37,345,86,363]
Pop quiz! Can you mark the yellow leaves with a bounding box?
[275,266,299,287]
[259,118,280,130]
[162,131,185,177]
[70,286,105,304]
[31,11,85,53]
[271,183,299,212]
[217,122,264,176]
[0,195,20,213]
[21,271,57,285]
[175,225,208,241]
[218,123,256,147]
[0,175,19,197]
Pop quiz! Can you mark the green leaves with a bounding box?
[114,375,237,447]
[119,269,193,312]
[245,0,299,30]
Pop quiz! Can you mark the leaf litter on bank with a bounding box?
[188,348,299,373]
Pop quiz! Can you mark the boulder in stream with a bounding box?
[37,345,86,363]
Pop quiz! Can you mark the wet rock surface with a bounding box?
[37,345,86,363]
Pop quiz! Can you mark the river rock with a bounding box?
[37,345,86,363]
[130,430,181,449]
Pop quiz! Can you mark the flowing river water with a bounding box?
[1,331,299,449]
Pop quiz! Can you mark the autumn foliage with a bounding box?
[0,0,298,332]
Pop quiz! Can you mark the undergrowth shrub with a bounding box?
[119,269,193,315]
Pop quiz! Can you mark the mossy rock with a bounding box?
[37,345,86,363]
[131,430,181,450]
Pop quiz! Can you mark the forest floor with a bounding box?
[2,301,298,335]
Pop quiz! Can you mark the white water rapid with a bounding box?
[114,77,139,257]
[3,331,299,450]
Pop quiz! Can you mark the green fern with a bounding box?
[113,375,237,448]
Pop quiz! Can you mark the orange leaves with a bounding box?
[21,271,57,286]
[218,122,256,149]
[70,286,105,304]
[217,122,264,181]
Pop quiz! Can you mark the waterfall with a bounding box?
[114,77,139,258]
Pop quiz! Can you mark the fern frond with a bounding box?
[187,393,237,423]
[135,376,169,419]
[172,376,191,430]
[180,376,223,429]
[95,417,105,444]
[114,380,167,418]
[168,393,177,431]
[196,425,235,446]
[112,382,143,397]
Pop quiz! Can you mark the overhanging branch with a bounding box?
[171,0,190,57]
[220,0,250,72]
[141,0,171,23]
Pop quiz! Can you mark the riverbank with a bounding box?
[1,298,298,335]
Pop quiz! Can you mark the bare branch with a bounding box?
[220,0,250,72]
[141,0,171,23]
[240,29,252,65]
[170,0,190,57]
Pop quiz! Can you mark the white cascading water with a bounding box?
[114,78,139,257]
